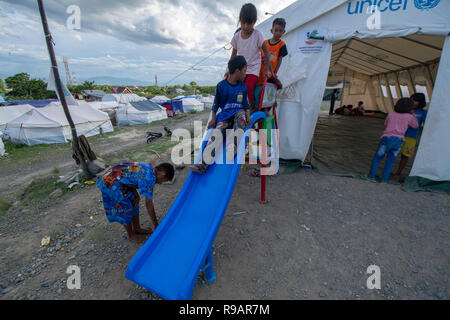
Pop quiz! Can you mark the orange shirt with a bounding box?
[257,39,288,86]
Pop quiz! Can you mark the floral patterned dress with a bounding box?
[96,162,155,225]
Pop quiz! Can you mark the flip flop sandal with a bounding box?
[248,168,261,177]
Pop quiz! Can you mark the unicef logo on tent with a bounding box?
[414,0,440,10]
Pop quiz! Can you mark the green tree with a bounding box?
[5,73,56,100]
[0,78,6,94]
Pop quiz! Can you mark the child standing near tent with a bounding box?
[230,3,273,106]
[191,56,251,174]
[252,17,288,111]
[97,162,174,243]
[365,98,419,183]
[392,93,428,179]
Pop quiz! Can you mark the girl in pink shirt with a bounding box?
[230,3,273,105]
[366,98,418,183]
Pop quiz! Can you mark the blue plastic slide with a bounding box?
[125,112,267,300]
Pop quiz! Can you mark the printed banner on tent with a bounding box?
[47,69,79,106]
[297,29,327,53]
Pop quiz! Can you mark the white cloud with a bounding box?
[0,0,297,85]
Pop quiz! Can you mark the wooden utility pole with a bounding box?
[37,0,91,179]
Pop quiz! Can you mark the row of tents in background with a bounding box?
[0,94,215,152]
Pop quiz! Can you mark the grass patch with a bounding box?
[0,141,71,168]
[0,198,12,218]
[21,176,66,208]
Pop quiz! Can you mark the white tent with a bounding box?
[0,104,34,131]
[116,100,168,126]
[102,94,145,105]
[0,130,5,157]
[6,102,114,146]
[87,101,119,111]
[200,96,215,109]
[150,95,170,104]
[181,97,204,112]
[257,0,450,183]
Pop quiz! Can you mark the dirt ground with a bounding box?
[0,111,448,300]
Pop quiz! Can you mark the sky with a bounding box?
[0,0,296,86]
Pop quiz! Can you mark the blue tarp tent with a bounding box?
[8,100,57,108]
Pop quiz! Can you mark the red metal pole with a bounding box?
[260,130,267,204]
[258,77,268,204]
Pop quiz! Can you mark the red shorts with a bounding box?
[245,74,258,106]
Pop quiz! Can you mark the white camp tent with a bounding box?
[102,94,145,105]
[0,104,34,131]
[116,100,168,126]
[6,102,114,146]
[181,98,204,112]
[87,101,118,111]
[257,0,450,183]
[0,130,5,157]
[150,95,170,104]
[200,96,215,109]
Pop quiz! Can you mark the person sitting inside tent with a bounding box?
[335,105,354,116]
[354,101,366,115]
[190,55,251,174]
[96,162,175,243]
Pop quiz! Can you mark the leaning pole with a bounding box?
[37,0,91,179]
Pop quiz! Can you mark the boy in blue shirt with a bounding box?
[392,93,428,179]
[191,55,251,174]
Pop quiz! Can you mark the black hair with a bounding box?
[410,93,426,109]
[156,163,175,181]
[394,97,414,114]
[273,18,286,29]
[239,3,257,24]
[358,101,364,106]
[228,55,247,75]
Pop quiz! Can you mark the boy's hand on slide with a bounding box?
[208,119,216,128]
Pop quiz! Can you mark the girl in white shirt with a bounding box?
[230,3,273,105]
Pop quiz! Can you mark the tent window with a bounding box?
[400,85,410,98]
[380,85,388,98]
[389,85,398,99]
[415,85,430,102]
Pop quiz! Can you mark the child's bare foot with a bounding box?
[190,165,202,173]
[134,227,153,235]
[128,234,147,244]
[190,164,206,174]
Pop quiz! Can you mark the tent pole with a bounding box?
[425,64,435,88]
[375,76,388,113]
[392,71,402,99]
[37,0,91,179]
[407,69,417,94]
[383,74,396,112]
